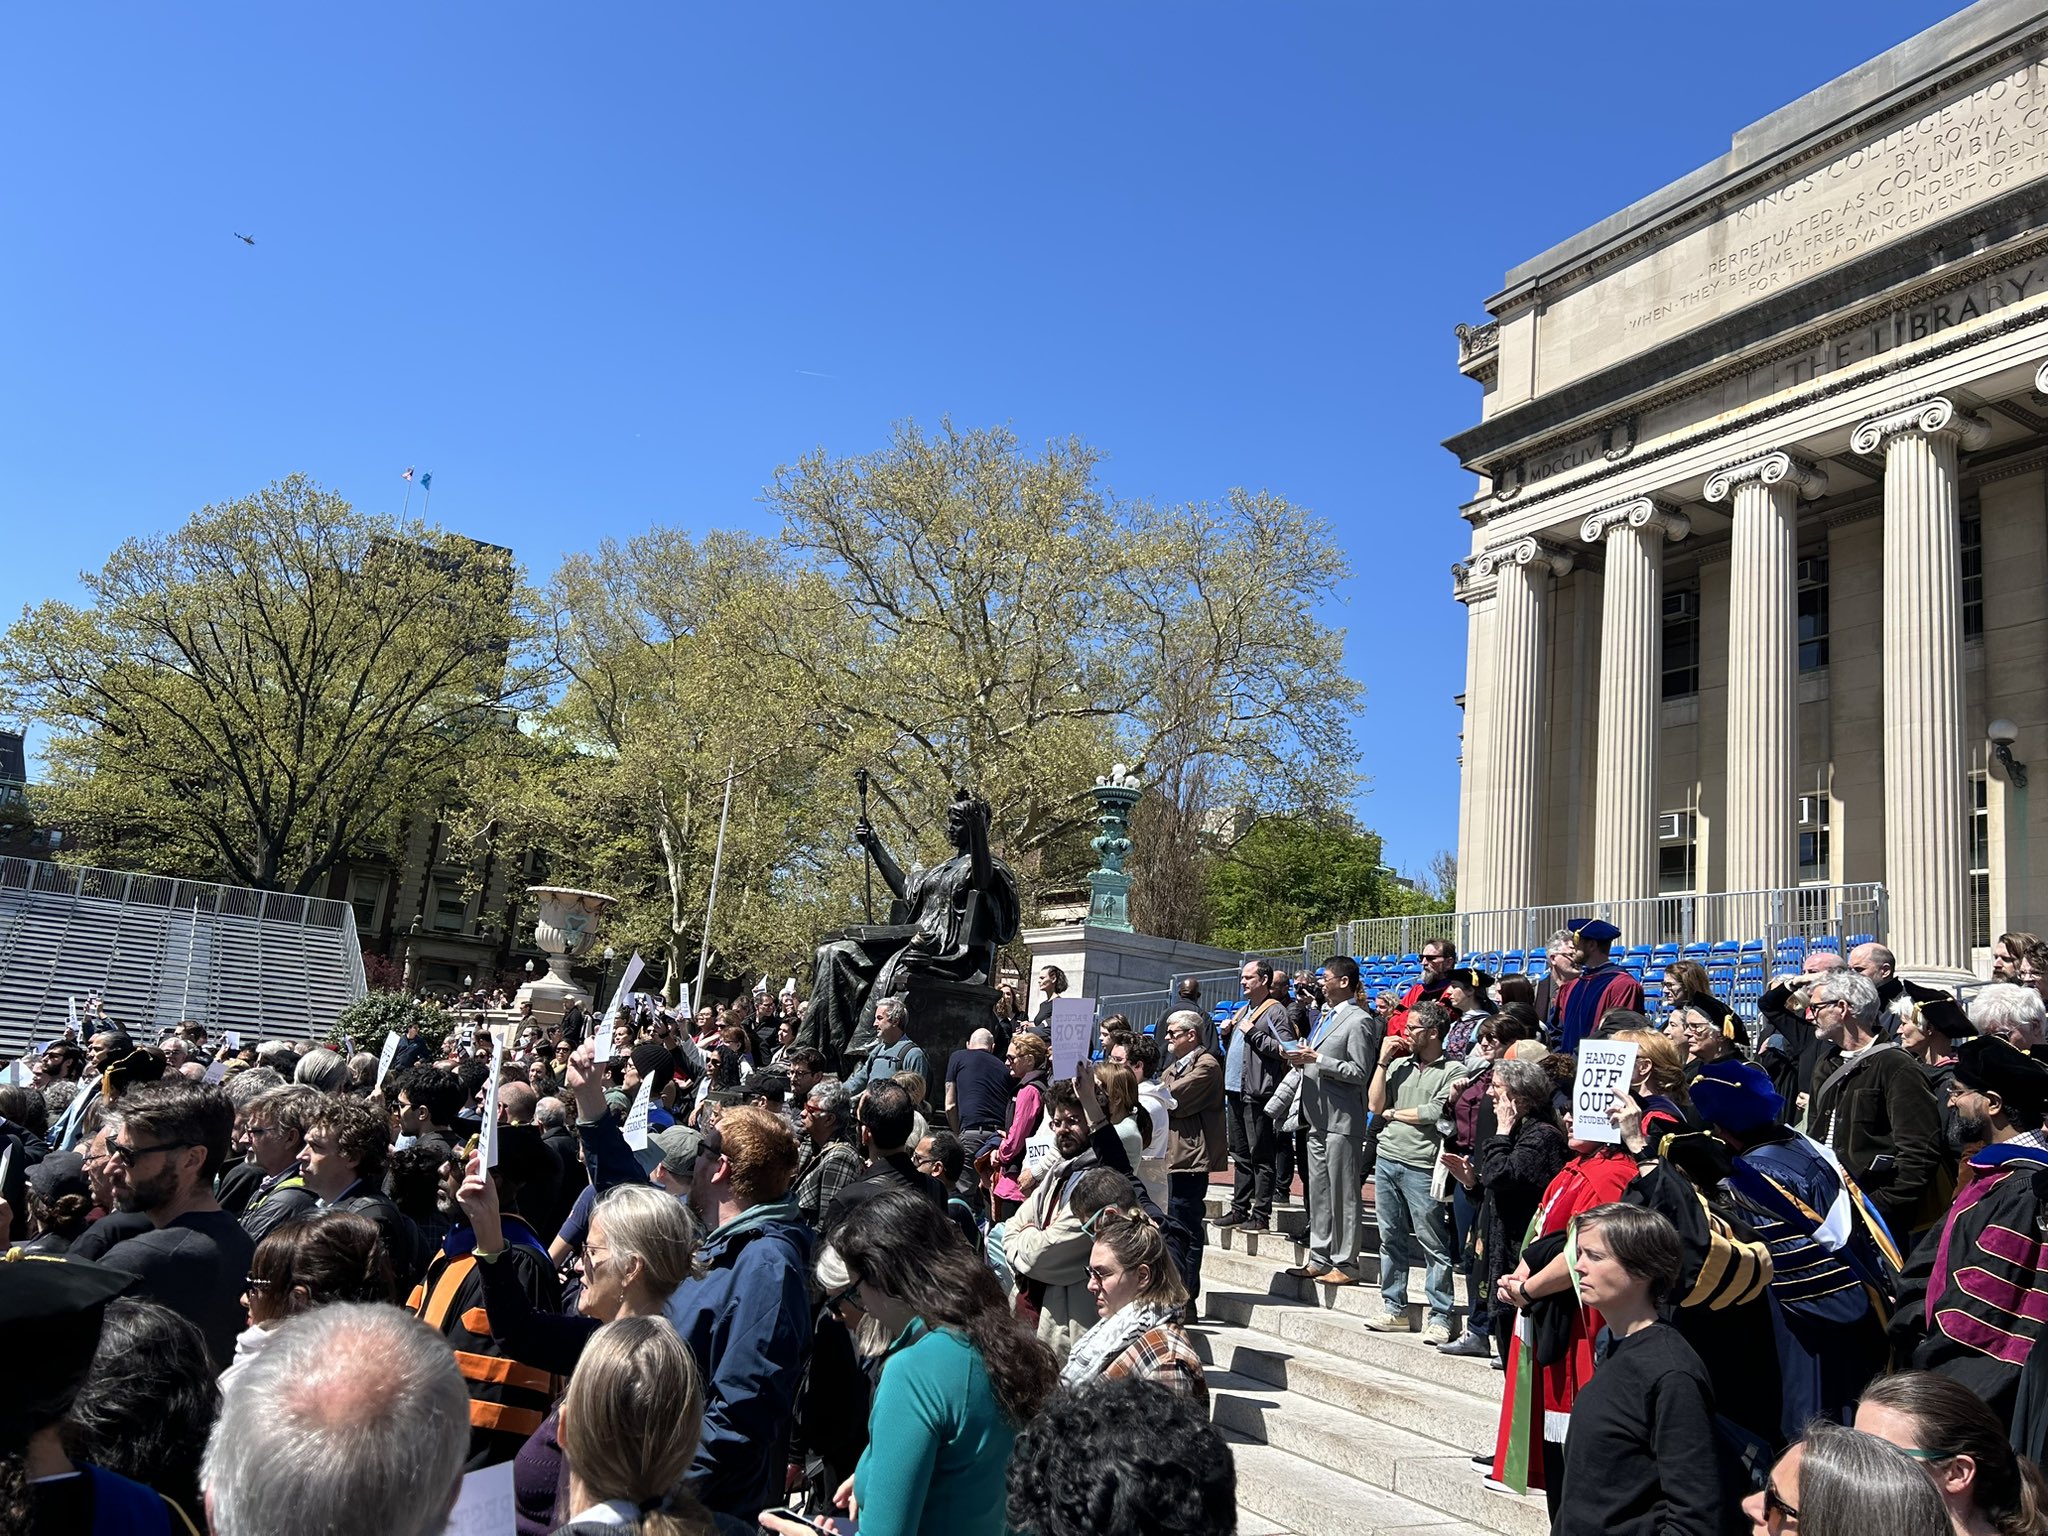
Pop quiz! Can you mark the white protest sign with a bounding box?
[67,996,78,1032]
[622,1075,653,1152]
[440,1459,515,1536]
[375,1031,402,1089]
[3,1061,28,1088]
[224,1030,241,1051]
[608,952,646,1019]
[1048,998,1094,1082]
[1571,1040,1639,1144]
[479,1029,507,1169]
[203,1059,231,1084]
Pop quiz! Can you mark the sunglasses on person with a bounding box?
[1761,1481,1798,1523]
[106,1139,196,1167]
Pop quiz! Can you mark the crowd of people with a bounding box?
[10,923,2048,1536]
[0,982,1234,1536]
[1187,922,2048,1536]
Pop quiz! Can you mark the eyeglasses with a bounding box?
[242,1275,276,1292]
[106,1139,195,1167]
[245,1124,286,1140]
[825,1278,862,1312]
[1085,1265,1122,1283]
[1762,1482,1799,1523]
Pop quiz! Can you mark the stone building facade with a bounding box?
[1448,0,2048,974]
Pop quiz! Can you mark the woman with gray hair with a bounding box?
[1468,1057,1568,1366]
[293,1047,351,1094]
[796,1081,863,1227]
[1744,1420,1951,1536]
[1969,983,2048,1051]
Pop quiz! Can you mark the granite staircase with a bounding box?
[1196,1190,1550,1536]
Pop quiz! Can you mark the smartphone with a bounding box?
[765,1509,858,1536]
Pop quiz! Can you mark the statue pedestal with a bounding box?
[896,975,1003,1105]
[1021,923,1242,1027]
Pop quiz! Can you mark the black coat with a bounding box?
[1809,1040,1948,1234]
[1472,1119,1568,1297]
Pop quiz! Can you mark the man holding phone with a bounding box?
[1281,955,1377,1287]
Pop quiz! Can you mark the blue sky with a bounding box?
[0,1,1958,881]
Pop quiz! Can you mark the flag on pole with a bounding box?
[419,471,432,490]
[401,466,415,481]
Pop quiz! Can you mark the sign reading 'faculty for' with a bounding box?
[1539,54,2048,388]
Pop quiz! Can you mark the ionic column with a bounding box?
[1580,498,1690,902]
[1851,396,1990,972]
[1704,451,1828,894]
[1458,561,1507,913]
[1468,537,1573,912]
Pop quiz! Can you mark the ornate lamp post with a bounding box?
[1086,765,1142,932]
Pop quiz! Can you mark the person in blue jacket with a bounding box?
[565,1035,812,1525]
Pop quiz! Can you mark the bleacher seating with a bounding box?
[0,856,366,1051]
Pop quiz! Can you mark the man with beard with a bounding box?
[1892,1036,2048,1419]
[661,1105,812,1521]
[95,1080,254,1370]
[1549,919,1643,1056]
[998,1080,1100,1361]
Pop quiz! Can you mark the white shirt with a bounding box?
[1136,1077,1175,1205]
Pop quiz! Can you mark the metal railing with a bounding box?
[1064,882,1888,1030]
[1425,883,1887,960]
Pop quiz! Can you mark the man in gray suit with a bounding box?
[1282,954,1378,1286]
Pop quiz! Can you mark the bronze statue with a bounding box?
[800,786,1020,1071]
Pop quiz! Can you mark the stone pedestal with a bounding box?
[896,974,1003,1106]
[1854,397,1990,973]
[1582,498,1688,902]
[1022,922,1243,1026]
[1706,452,1827,897]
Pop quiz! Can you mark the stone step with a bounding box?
[1200,1236,1481,1316]
[1205,1199,1313,1239]
[1210,1370,1548,1536]
[1204,1208,1384,1258]
[1192,1322,1501,1453]
[1222,1430,1500,1536]
[1202,1291,1491,1395]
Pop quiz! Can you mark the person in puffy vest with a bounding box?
[410,1124,563,1468]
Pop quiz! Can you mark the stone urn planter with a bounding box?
[515,886,617,1022]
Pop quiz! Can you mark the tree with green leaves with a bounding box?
[762,419,1364,936]
[1206,811,1441,952]
[0,475,545,894]
[461,526,855,996]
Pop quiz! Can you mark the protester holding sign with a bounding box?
[1486,1111,1640,1510]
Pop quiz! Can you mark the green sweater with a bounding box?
[1376,1055,1466,1168]
[854,1318,1015,1536]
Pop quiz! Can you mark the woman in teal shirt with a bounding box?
[764,1189,1058,1536]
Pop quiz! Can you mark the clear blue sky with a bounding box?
[0,1,1958,881]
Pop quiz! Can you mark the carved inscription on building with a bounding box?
[1538,56,2048,389]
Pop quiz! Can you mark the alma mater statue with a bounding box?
[800,787,1020,1071]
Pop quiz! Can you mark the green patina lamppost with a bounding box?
[1087,764,1142,932]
